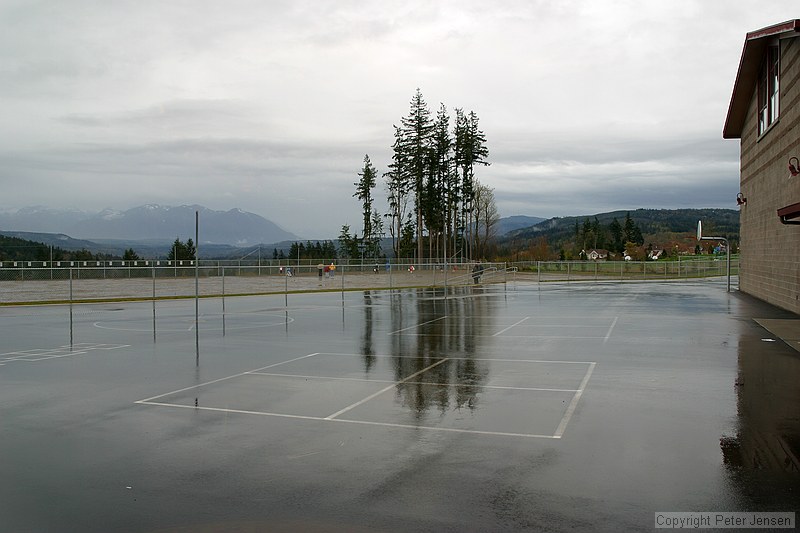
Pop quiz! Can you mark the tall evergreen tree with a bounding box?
[398,213,416,258]
[609,218,623,253]
[168,237,195,261]
[592,217,605,249]
[354,154,378,257]
[369,208,384,258]
[386,126,410,258]
[377,92,489,261]
[400,89,434,261]
[123,248,139,261]
[430,103,452,260]
[454,109,489,259]
[453,108,468,258]
[623,212,644,245]
[581,218,592,250]
[338,225,359,259]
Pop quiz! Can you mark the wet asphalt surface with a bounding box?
[0,281,798,532]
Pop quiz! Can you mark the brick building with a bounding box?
[724,20,800,314]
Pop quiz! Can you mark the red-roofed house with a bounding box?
[724,19,800,313]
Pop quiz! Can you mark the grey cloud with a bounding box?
[57,99,258,129]
[495,166,739,220]
[491,129,739,167]
[1,0,791,238]
[3,137,365,178]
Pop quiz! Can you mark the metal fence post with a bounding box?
[444,260,448,295]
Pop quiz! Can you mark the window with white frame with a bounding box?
[758,44,780,135]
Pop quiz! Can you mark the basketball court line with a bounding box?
[387,315,619,340]
[325,358,450,419]
[604,317,619,343]
[398,334,612,340]
[492,317,530,336]
[92,313,293,333]
[414,292,500,302]
[246,372,581,393]
[0,343,129,365]
[553,362,596,438]
[132,401,560,439]
[310,352,596,365]
[388,315,448,335]
[135,352,596,439]
[135,353,320,404]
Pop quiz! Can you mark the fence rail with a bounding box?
[510,258,738,282]
[0,258,737,304]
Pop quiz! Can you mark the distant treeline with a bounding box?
[497,208,740,261]
[279,240,338,260]
[0,234,113,262]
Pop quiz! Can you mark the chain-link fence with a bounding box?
[0,258,737,304]
[508,257,739,283]
[0,259,508,304]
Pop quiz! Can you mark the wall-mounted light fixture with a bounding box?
[736,192,747,206]
[789,156,800,177]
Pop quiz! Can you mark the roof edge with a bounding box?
[746,19,800,41]
[723,19,800,139]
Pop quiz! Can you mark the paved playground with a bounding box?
[0,280,797,532]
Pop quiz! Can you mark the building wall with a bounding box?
[739,35,800,314]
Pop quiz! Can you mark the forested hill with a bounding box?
[502,208,739,245]
[0,233,65,261]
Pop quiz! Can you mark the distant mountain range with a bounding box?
[1,206,736,260]
[0,205,298,246]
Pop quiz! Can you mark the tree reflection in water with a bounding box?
[360,291,376,373]
[358,288,494,420]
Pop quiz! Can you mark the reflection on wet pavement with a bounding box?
[721,334,800,473]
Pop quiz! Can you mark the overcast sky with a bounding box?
[1,1,796,238]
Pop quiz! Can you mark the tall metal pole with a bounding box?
[726,243,731,293]
[195,211,199,303]
[195,211,199,354]
[152,264,157,342]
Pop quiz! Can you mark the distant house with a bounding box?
[583,249,609,261]
[724,19,800,314]
[648,249,664,260]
